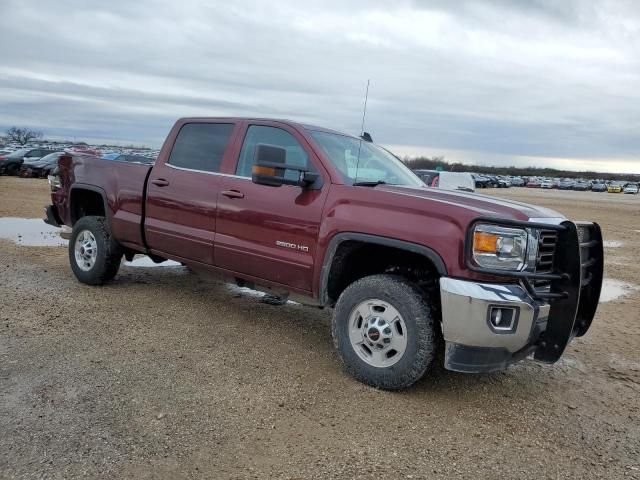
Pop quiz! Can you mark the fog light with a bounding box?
[488,306,518,332]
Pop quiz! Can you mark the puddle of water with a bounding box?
[124,255,182,268]
[603,240,623,248]
[0,217,67,246]
[600,278,638,302]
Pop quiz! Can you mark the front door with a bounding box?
[144,121,236,264]
[214,123,328,292]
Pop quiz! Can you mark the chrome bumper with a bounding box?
[439,277,550,373]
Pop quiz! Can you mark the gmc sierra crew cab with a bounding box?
[44,117,604,389]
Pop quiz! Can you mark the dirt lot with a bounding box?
[1,176,639,479]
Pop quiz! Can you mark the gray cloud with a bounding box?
[0,0,638,172]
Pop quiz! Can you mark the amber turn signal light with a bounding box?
[473,231,498,253]
[252,165,276,176]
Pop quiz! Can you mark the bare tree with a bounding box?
[6,127,43,146]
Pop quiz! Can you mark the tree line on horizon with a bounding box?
[402,156,639,182]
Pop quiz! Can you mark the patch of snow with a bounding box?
[600,278,638,302]
[603,240,623,248]
[554,355,587,372]
[226,284,300,305]
[124,255,182,268]
[0,217,67,246]
[227,284,266,299]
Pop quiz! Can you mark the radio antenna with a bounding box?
[355,79,370,183]
[360,79,370,137]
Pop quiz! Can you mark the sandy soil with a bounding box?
[1,176,639,479]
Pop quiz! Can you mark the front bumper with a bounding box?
[440,278,549,372]
[440,220,604,373]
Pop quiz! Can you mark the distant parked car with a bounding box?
[509,177,525,187]
[558,180,575,190]
[19,151,65,178]
[496,177,511,188]
[623,183,639,194]
[413,170,475,192]
[573,181,591,191]
[607,183,623,193]
[0,148,56,175]
[101,153,153,164]
[526,178,542,188]
[476,175,506,188]
[472,174,491,188]
[541,180,554,189]
[592,183,607,192]
[68,145,101,156]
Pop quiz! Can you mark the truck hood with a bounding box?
[376,185,563,222]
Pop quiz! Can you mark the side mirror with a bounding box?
[251,144,319,188]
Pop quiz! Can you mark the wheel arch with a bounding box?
[69,184,110,226]
[319,232,447,306]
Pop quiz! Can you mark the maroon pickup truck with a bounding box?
[45,117,604,389]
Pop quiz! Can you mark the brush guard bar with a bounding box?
[464,218,604,363]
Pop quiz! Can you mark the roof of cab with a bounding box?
[176,117,356,138]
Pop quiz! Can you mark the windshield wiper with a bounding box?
[352,180,387,187]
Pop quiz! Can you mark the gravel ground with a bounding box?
[1,176,639,479]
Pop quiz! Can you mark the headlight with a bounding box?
[48,174,61,191]
[472,224,530,271]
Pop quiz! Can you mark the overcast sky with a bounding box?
[1,0,639,173]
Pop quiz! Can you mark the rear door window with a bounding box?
[168,123,234,172]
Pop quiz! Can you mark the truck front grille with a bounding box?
[533,229,558,288]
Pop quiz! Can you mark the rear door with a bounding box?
[214,122,329,293]
[144,121,237,264]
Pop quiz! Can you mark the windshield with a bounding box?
[310,131,424,187]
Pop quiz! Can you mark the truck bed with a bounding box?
[55,153,153,248]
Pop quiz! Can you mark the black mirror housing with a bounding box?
[251,144,319,188]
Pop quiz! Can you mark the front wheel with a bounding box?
[69,216,123,285]
[332,274,437,390]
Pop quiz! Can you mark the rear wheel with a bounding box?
[6,163,19,176]
[332,274,437,390]
[69,216,123,285]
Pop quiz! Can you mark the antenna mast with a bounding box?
[354,79,370,183]
[360,79,370,136]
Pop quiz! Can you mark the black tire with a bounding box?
[69,216,123,285]
[6,163,20,176]
[332,274,437,390]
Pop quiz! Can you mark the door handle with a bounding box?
[152,178,170,187]
[221,190,244,199]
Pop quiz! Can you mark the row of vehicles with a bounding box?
[0,147,153,177]
[410,172,523,193]
[526,177,638,193]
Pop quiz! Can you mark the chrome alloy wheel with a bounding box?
[74,230,98,271]
[348,299,408,367]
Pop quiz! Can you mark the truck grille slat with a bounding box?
[533,230,558,288]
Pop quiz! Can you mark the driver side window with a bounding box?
[236,125,312,178]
